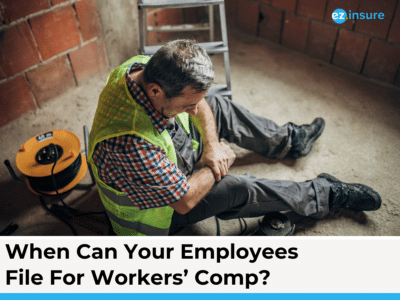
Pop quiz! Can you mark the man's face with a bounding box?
[158,86,208,119]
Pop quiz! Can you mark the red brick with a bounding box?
[282,13,309,52]
[0,0,49,23]
[332,30,369,73]
[0,75,36,127]
[362,40,400,83]
[51,0,69,5]
[270,0,297,13]
[0,22,41,78]
[183,7,198,24]
[236,0,259,36]
[144,9,157,46]
[388,3,400,45]
[255,0,271,5]
[297,0,327,21]
[156,9,183,26]
[157,8,183,42]
[26,56,76,105]
[29,6,81,61]
[259,6,282,43]
[306,21,337,62]
[225,0,238,20]
[75,0,101,41]
[69,39,108,85]
[324,0,359,30]
[354,0,396,40]
[254,0,271,8]
[254,0,297,13]
[183,7,206,24]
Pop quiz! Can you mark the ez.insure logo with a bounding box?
[332,8,385,24]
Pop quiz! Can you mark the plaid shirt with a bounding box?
[92,62,190,210]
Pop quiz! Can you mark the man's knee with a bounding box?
[214,174,255,207]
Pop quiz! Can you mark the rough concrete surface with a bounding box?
[1,28,399,236]
[96,0,140,68]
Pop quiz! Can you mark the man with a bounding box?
[88,40,381,236]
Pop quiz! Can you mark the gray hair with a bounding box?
[143,39,214,99]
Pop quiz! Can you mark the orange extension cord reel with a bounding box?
[15,130,88,196]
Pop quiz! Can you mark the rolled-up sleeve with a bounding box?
[92,134,189,210]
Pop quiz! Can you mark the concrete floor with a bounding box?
[1,28,399,236]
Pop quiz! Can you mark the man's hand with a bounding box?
[190,98,235,181]
[198,141,236,181]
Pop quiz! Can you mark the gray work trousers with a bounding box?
[169,94,331,231]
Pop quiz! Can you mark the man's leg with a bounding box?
[205,94,325,159]
[169,173,381,231]
[170,174,330,231]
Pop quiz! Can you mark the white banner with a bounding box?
[1,237,399,293]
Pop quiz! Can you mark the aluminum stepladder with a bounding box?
[138,0,232,98]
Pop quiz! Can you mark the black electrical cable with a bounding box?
[51,144,107,220]
[50,144,69,208]
[47,144,106,215]
[215,216,221,236]
[39,195,78,236]
[238,218,247,236]
[215,216,247,236]
[32,144,107,235]
[27,153,82,193]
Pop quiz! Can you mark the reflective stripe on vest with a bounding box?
[97,184,170,236]
[105,209,169,236]
[97,184,137,207]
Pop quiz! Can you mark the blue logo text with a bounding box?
[332,8,385,24]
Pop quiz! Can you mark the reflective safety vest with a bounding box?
[88,55,194,236]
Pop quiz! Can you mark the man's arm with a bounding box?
[191,98,219,147]
[170,98,236,215]
[169,139,235,214]
[169,166,215,214]
[191,98,236,181]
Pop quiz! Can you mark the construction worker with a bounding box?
[88,40,381,236]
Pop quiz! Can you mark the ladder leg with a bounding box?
[209,5,214,42]
[219,3,228,47]
[144,9,149,47]
[139,6,145,54]
[223,51,231,92]
[219,3,231,93]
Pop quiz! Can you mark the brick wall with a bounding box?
[0,0,108,127]
[2,1,398,127]
[227,0,400,88]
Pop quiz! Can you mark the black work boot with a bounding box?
[318,173,382,211]
[286,118,325,159]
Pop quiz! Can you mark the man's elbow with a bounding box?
[169,197,194,215]
[173,206,191,215]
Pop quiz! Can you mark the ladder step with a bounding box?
[142,41,228,55]
[148,23,210,32]
[207,84,232,98]
[139,0,224,9]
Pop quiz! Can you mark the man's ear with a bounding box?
[147,82,164,99]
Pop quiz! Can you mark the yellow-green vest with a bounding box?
[88,55,193,236]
